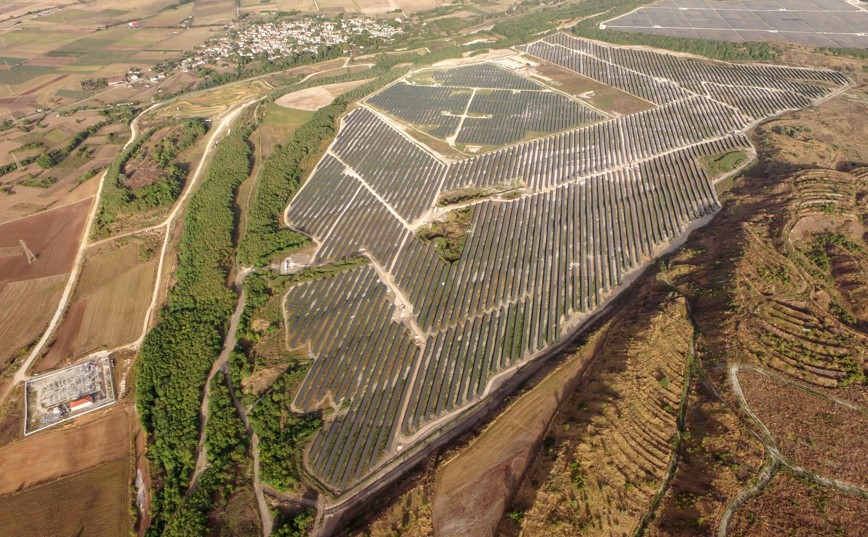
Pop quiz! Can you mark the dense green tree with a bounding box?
[137,122,253,535]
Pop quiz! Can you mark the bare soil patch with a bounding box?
[275,79,372,111]
[241,366,287,398]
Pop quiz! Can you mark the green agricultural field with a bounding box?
[0,29,76,50]
[261,104,314,127]
[55,88,90,100]
[0,65,55,85]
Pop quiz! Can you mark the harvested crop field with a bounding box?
[274,79,373,111]
[738,367,868,488]
[0,199,91,281]
[0,458,131,537]
[38,239,158,372]
[193,0,236,26]
[0,274,67,374]
[0,411,129,495]
[0,199,90,372]
[728,471,868,537]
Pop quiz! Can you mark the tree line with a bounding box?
[238,61,414,266]
[94,118,207,237]
[135,117,253,536]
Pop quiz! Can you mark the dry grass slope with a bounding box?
[513,297,691,536]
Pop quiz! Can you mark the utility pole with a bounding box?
[19,240,36,264]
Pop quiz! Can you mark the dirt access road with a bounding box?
[0,100,251,411]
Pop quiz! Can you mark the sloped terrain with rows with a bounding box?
[279,34,849,495]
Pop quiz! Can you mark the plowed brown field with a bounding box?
[0,458,131,537]
[0,411,129,495]
[0,198,90,281]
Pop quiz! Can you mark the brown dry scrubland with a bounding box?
[508,296,694,536]
[738,368,868,488]
[432,330,609,537]
[728,471,868,537]
[355,48,868,537]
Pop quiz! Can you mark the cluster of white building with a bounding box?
[180,17,402,71]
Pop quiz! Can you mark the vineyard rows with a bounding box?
[277,35,849,494]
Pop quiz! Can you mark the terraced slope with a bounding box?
[515,297,692,537]
[278,35,850,495]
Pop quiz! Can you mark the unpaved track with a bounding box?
[717,454,779,537]
[0,101,253,413]
[0,102,156,408]
[729,364,868,497]
[189,267,252,490]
